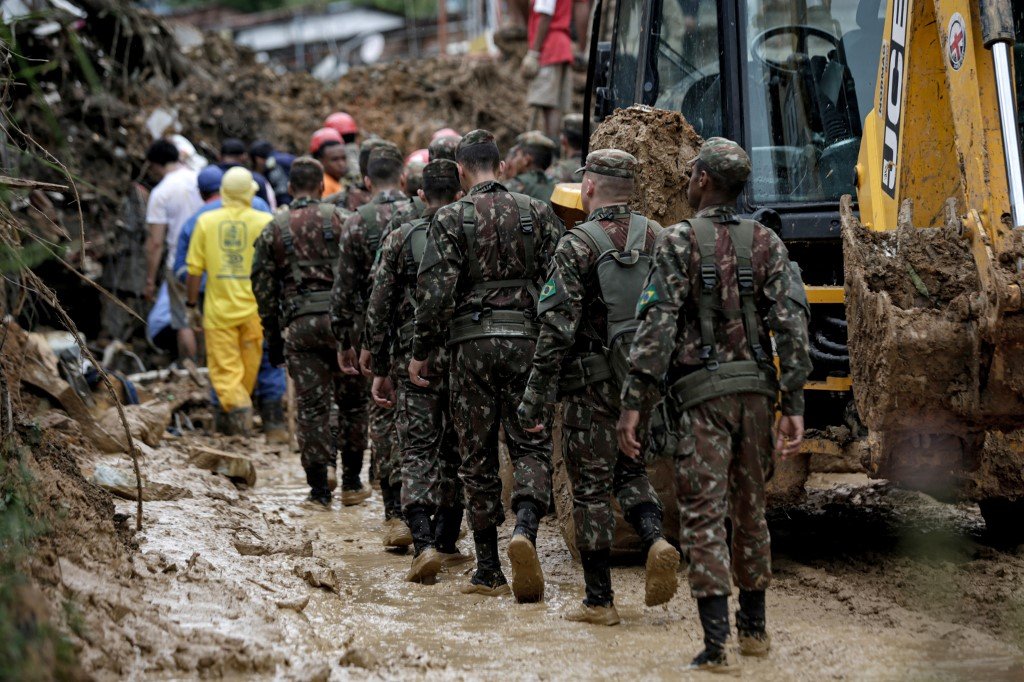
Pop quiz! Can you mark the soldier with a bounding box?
[325,138,382,211]
[547,113,584,184]
[505,131,557,204]
[616,138,811,670]
[517,149,680,626]
[251,157,364,506]
[331,143,418,544]
[365,159,470,584]
[408,129,562,602]
[428,134,461,162]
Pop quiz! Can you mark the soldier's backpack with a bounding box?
[357,195,417,253]
[552,212,660,393]
[445,193,541,346]
[273,201,342,323]
[394,217,430,344]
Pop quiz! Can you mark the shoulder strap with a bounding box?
[625,212,649,252]
[570,219,616,257]
[318,202,338,259]
[459,199,483,283]
[728,219,768,362]
[687,217,721,369]
[274,207,307,292]
[512,193,536,281]
[401,218,430,271]
[357,202,381,251]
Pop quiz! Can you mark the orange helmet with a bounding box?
[431,127,460,141]
[406,149,430,166]
[309,127,343,154]
[325,112,359,136]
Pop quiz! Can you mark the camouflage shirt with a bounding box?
[379,196,426,247]
[364,206,439,375]
[620,204,812,415]
[547,155,582,184]
[505,170,556,205]
[325,182,371,212]
[252,197,348,344]
[329,188,416,348]
[412,180,563,360]
[522,205,661,411]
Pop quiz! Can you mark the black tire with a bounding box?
[979,497,1024,545]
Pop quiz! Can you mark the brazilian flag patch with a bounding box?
[636,283,660,314]
[539,277,558,302]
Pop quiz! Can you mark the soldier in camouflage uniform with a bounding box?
[428,134,461,162]
[617,138,811,670]
[330,143,418,542]
[518,149,680,626]
[325,138,385,211]
[365,159,471,584]
[251,157,364,506]
[547,113,584,184]
[409,130,563,601]
[505,131,557,205]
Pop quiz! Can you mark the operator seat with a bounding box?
[839,0,885,119]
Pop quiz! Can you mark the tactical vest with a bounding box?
[395,217,431,346]
[549,212,659,394]
[447,193,541,346]
[273,201,341,324]
[357,195,418,254]
[666,217,778,411]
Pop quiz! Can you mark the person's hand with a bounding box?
[186,305,203,333]
[143,279,156,302]
[358,349,373,378]
[774,415,805,458]
[616,409,642,459]
[371,376,396,408]
[408,357,431,388]
[521,50,541,79]
[517,402,545,433]
[337,347,360,376]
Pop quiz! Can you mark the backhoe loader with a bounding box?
[552,0,1024,539]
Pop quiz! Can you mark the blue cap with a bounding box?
[197,165,224,194]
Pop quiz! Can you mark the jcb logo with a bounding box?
[882,0,909,198]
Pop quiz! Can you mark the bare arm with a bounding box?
[185,273,202,307]
[144,222,166,300]
[573,0,591,53]
[532,13,553,52]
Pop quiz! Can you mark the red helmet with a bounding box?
[431,127,460,141]
[325,112,359,136]
[309,127,343,154]
[406,149,430,166]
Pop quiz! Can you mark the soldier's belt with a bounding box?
[667,360,778,412]
[558,353,614,395]
[447,310,539,346]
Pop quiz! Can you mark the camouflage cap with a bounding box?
[457,129,497,154]
[561,113,584,136]
[429,135,461,162]
[691,137,751,184]
[422,159,459,181]
[514,130,556,150]
[360,136,394,154]
[368,144,404,166]
[576,148,638,179]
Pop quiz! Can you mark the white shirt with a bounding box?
[533,0,556,15]
[146,165,203,269]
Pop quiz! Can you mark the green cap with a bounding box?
[368,144,404,166]
[458,129,497,154]
[429,135,461,162]
[691,137,751,184]
[514,130,556,150]
[561,113,584,136]
[422,159,459,181]
[576,148,638,179]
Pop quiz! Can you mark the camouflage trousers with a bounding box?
[561,379,661,552]
[450,337,553,531]
[675,393,774,598]
[394,347,461,513]
[284,314,367,485]
[369,399,400,487]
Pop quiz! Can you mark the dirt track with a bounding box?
[56,432,1024,680]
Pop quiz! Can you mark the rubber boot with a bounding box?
[737,590,771,657]
[260,399,289,444]
[689,596,734,671]
[228,407,253,437]
[630,506,680,607]
[434,506,473,568]
[214,410,232,435]
[508,501,544,603]
[565,549,620,626]
[305,465,331,507]
[405,506,442,583]
[460,526,509,596]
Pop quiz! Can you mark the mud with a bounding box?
[589,106,702,226]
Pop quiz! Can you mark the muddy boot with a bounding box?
[460,526,510,596]
[214,410,232,435]
[689,595,734,671]
[341,459,372,506]
[508,502,544,603]
[434,506,472,567]
[405,507,443,583]
[305,465,332,507]
[326,466,338,492]
[340,447,364,489]
[228,407,253,437]
[340,486,371,506]
[630,505,680,607]
[565,549,620,625]
[737,590,771,657]
[260,399,289,444]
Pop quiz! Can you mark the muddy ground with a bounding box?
[34,425,1024,681]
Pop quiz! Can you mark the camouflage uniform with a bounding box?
[548,112,584,184]
[428,135,461,162]
[251,197,365,500]
[412,135,563,535]
[506,130,557,204]
[621,139,812,600]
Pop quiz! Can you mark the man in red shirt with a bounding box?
[521,0,589,140]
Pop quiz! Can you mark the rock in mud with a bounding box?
[189,445,257,486]
[90,463,190,501]
[292,561,339,592]
[232,529,313,557]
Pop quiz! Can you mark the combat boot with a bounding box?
[405,507,443,583]
[340,486,371,506]
[737,590,771,657]
[630,505,680,607]
[460,526,510,596]
[214,409,232,435]
[508,501,544,603]
[228,407,253,437]
[339,448,368,503]
[326,465,338,492]
[260,399,289,444]
[305,465,332,507]
[689,595,735,672]
[434,506,472,567]
[565,549,620,626]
